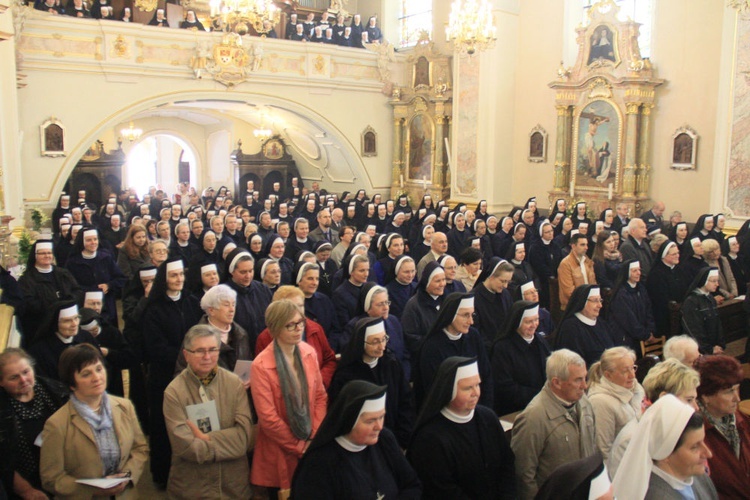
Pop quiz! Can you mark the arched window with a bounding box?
[399,0,432,48]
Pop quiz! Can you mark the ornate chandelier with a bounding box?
[120,122,143,143]
[445,0,497,55]
[209,0,280,36]
[253,113,273,140]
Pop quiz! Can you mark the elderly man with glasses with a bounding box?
[163,324,255,499]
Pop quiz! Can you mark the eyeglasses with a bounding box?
[186,347,220,356]
[443,266,458,271]
[284,319,306,332]
[614,365,638,375]
[586,298,604,304]
[364,335,389,346]
[456,312,477,320]
[373,300,391,308]
[153,248,168,254]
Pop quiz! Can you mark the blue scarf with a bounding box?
[71,393,121,475]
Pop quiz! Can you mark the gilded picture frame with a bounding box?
[361,126,377,157]
[671,125,697,170]
[40,117,66,157]
[406,113,435,182]
[571,98,623,192]
[528,125,547,163]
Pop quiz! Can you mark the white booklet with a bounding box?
[75,477,130,489]
[233,359,253,383]
[186,400,220,433]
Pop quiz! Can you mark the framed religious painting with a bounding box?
[528,125,547,163]
[572,99,622,190]
[262,138,284,160]
[586,23,620,68]
[406,113,434,182]
[40,117,66,157]
[361,126,377,157]
[671,125,697,170]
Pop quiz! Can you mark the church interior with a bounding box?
[0,0,744,233]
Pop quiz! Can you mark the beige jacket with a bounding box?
[587,377,645,459]
[164,367,255,499]
[40,396,148,500]
[511,384,598,500]
[557,252,596,310]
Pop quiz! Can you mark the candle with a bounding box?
[399,174,404,188]
[608,183,613,201]
[570,180,575,198]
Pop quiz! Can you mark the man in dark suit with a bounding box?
[640,201,665,231]
[309,208,340,245]
[611,202,631,234]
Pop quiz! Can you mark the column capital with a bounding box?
[626,103,641,115]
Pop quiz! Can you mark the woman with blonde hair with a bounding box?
[251,299,327,496]
[587,346,645,459]
[607,358,700,476]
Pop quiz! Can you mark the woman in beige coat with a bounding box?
[587,346,645,459]
[40,344,148,499]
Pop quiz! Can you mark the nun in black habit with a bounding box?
[407,357,516,499]
[680,266,725,355]
[328,317,415,448]
[400,261,445,357]
[472,257,514,350]
[413,293,492,410]
[490,301,551,417]
[553,285,615,367]
[342,283,410,379]
[384,255,418,320]
[291,381,422,499]
[646,240,690,337]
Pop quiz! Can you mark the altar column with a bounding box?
[553,105,572,190]
[390,116,404,196]
[636,103,653,197]
[622,102,641,197]
[434,114,445,189]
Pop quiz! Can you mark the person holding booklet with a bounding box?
[163,325,255,498]
[40,344,148,498]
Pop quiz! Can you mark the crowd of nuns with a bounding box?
[31,0,384,51]
[1,179,749,500]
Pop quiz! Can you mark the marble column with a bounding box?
[434,114,445,189]
[622,102,641,197]
[391,116,403,197]
[636,103,653,197]
[553,105,571,190]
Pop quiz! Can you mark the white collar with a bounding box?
[35,265,53,273]
[82,250,97,259]
[335,435,366,452]
[440,407,474,424]
[55,332,75,344]
[364,358,378,368]
[443,328,461,341]
[651,463,694,490]
[179,240,189,247]
[574,312,597,326]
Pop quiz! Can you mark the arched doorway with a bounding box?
[124,134,198,197]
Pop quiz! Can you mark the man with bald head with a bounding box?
[417,231,448,279]
[640,201,665,231]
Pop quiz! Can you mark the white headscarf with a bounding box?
[612,394,696,500]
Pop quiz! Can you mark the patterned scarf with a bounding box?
[700,402,741,458]
[273,342,311,441]
[70,393,121,475]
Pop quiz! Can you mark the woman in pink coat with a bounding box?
[251,299,327,494]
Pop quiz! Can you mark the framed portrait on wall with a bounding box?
[406,113,434,182]
[40,118,66,157]
[671,126,697,170]
[528,125,547,163]
[572,99,622,190]
[586,23,620,68]
[361,126,377,157]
